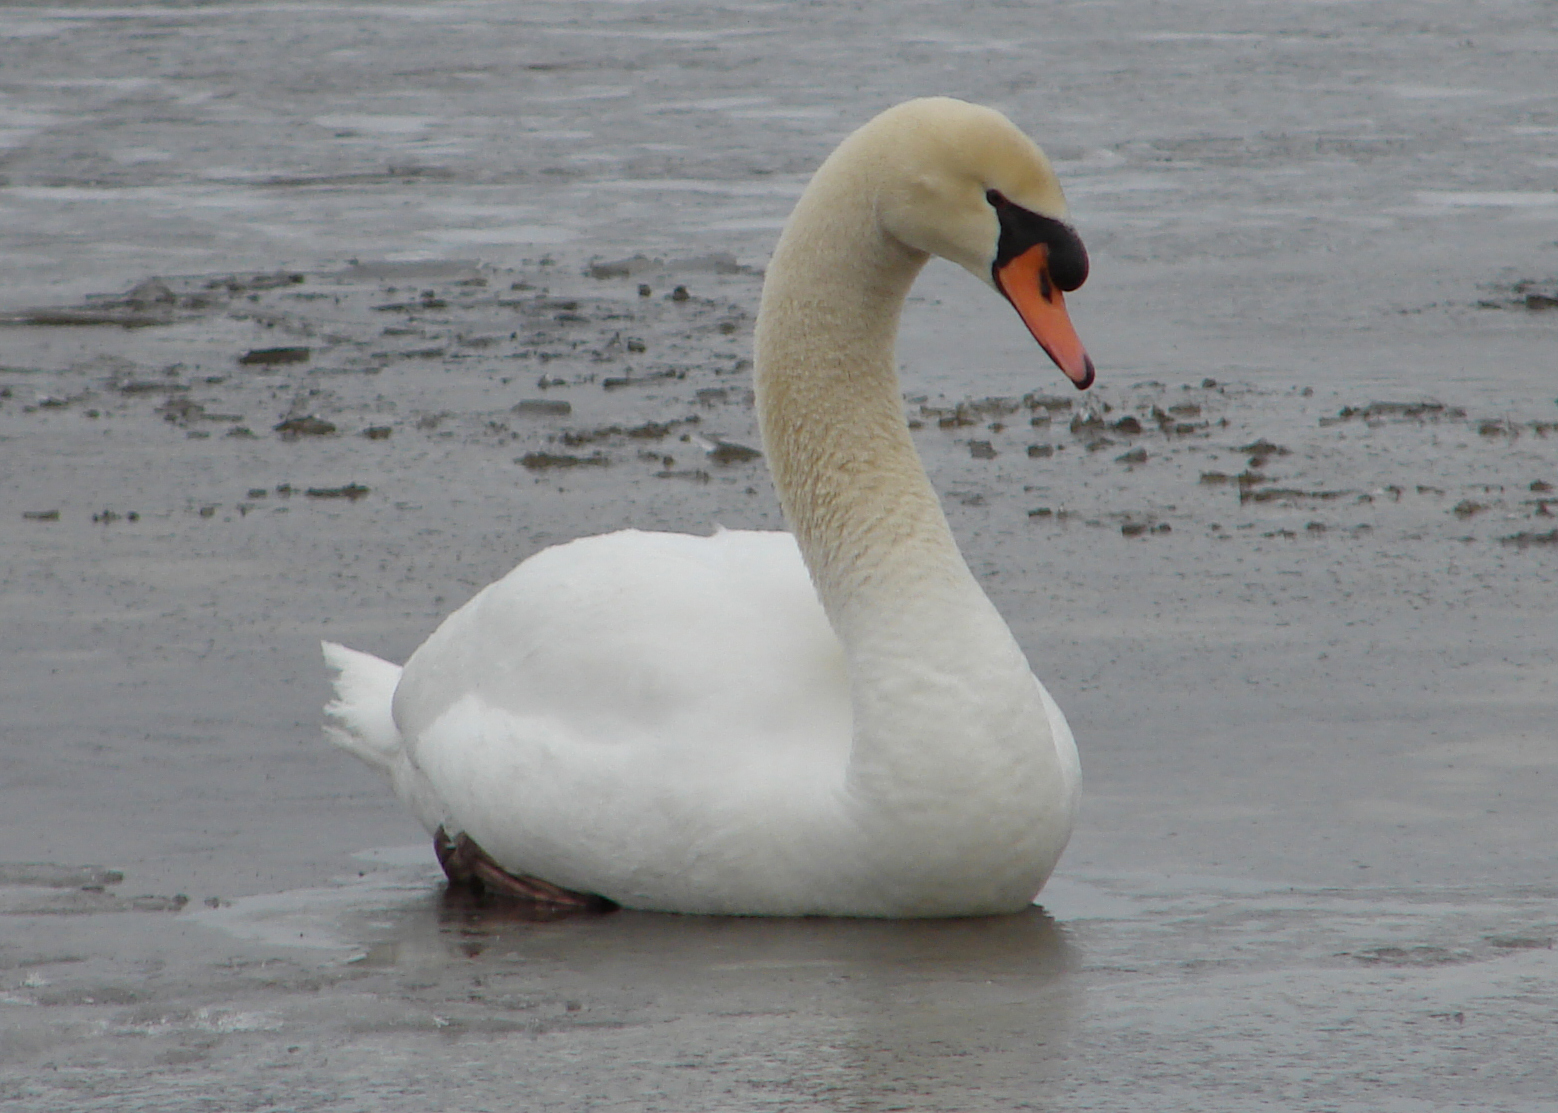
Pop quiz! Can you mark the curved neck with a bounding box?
[744,107,1076,901]
[751,162,1044,835]
[754,189,978,642]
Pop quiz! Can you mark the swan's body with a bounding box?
[325,98,1094,917]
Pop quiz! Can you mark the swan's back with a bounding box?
[394,529,846,752]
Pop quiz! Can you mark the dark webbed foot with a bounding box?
[434,826,617,914]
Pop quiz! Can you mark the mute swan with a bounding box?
[324,97,1093,917]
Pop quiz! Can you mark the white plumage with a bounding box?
[325,98,1090,917]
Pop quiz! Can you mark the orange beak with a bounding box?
[994,244,1095,390]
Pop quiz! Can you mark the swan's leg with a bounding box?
[433,826,617,912]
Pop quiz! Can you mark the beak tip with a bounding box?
[1071,355,1096,391]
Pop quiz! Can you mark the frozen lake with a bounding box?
[1,1,1555,1109]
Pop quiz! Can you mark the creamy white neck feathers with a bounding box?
[754,99,1074,852]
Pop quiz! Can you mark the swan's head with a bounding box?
[873,98,1094,389]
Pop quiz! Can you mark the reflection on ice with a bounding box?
[182,846,1077,1108]
[107,853,1558,1109]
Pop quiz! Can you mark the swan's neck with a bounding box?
[754,161,1039,817]
[755,187,968,643]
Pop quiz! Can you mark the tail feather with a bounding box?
[322,641,447,836]
[322,641,405,774]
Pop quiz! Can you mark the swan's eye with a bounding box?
[986,188,1005,208]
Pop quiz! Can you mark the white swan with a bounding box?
[324,97,1094,918]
